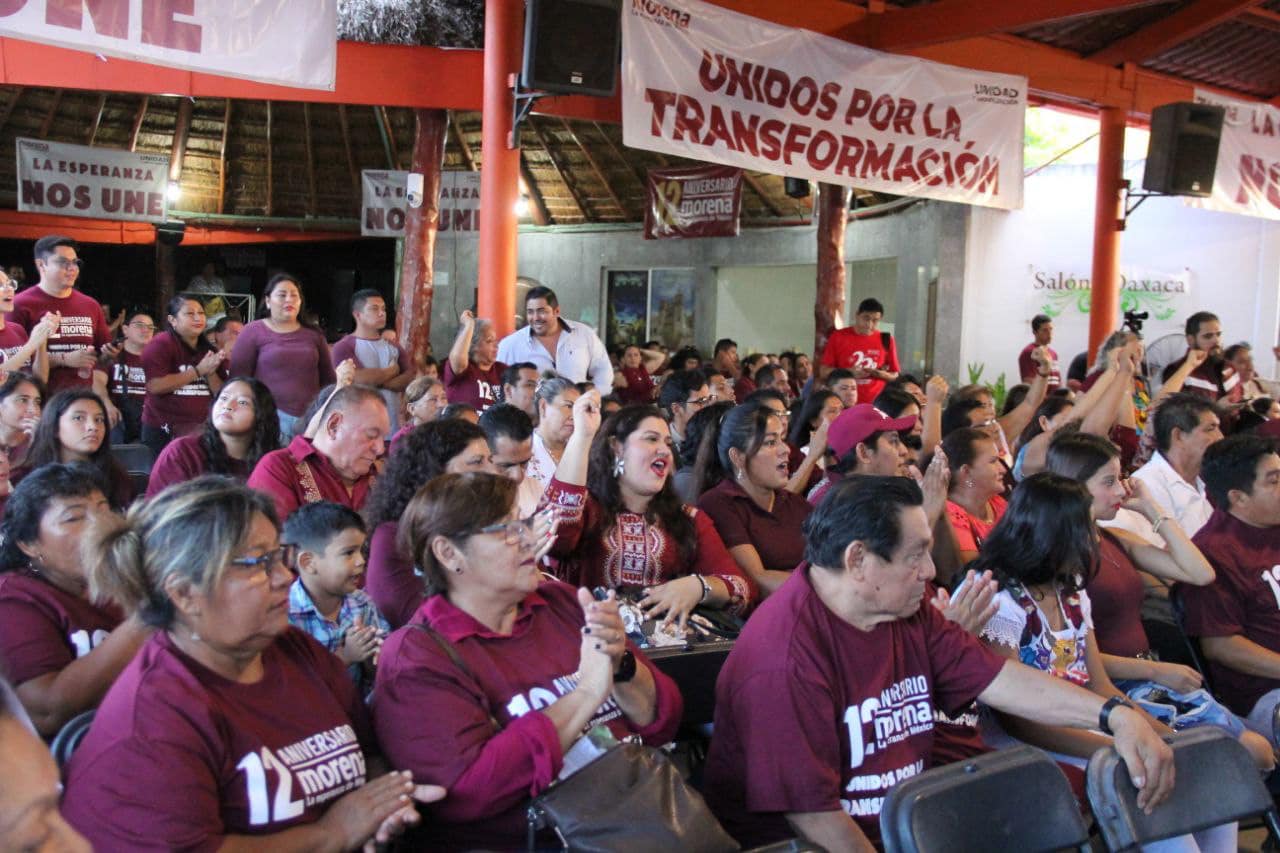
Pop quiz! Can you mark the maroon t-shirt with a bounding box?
[703,566,1004,846]
[365,521,424,631]
[1179,509,1280,716]
[146,433,250,498]
[108,349,146,409]
[442,360,505,412]
[0,570,123,686]
[1086,530,1150,659]
[617,366,656,405]
[227,321,336,417]
[373,580,683,852]
[697,478,811,573]
[64,628,372,852]
[0,321,31,368]
[11,286,110,394]
[247,435,375,521]
[142,330,226,435]
[1018,343,1061,387]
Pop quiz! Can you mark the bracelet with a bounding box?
[1151,515,1173,535]
[1099,695,1134,736]
[694,574,709,603]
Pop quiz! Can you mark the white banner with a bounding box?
[0,0,335,91]
[621,0,1026,210]
[362,171,482,238]
[16,137,169,222]
[1190,89,1280,221]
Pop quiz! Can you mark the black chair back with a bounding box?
[1087,727,1280,851]
[1168,586,1215,694]
[646,640,733,730]
[112,442,156,474]
[879,745,1090,853]
[50,709,95,771]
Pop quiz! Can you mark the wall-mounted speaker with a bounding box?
[1142,102,1224,197]
[784,177,810,199]
[521,0,621,97]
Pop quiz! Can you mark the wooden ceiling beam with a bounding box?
[529,117,589,221]
[128,95,148,151]
[337,104,358,205]
[1088,0,1264,65]
[843,0,1162,50]
[168,97,193,184]
[0,87,23,137]
[265,100,273,217]
[518,152,551,226]
[217,99,231,214]
[449,111,478,171]
[37,90,61,138]
[376,106,400,169]
[1240,7,1280,32]
[85,93,106,145]
[303,102,317,216]
[594,122,649,191]
[559,118,625,217]
[743,173,784,218]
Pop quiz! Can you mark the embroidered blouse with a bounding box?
[541,478,755,614]
[981,582,1094,687]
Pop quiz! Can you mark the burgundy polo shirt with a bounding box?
[247,435,375,521]
[697,478,811,573]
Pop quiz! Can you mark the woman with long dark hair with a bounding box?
[544,394,754,629]
[228,273,340,439]
[20,389,132,508]
[0,371,45,467]
[364,418,495,629]
[145,377,279,496]
[139,294,226,455]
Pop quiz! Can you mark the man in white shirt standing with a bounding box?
[1109,392,1222,544]
[496,286,613,394]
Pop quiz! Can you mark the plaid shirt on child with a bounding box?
[288,578,390,695]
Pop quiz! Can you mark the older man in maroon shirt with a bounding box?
[248,386,388,520]
[703,476,1175,851]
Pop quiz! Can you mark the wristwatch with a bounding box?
[614,650,637,683]
[1099,695,1135,735]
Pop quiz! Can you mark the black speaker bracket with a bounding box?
[509,74,549,150]
[1120,180,1168,231]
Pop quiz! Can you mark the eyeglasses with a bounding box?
[231,544,297,575]
[685,396,713,408]
[129,321,156,330]
[44,257,83,270]
[475,516,537,545]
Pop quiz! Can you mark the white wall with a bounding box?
[962,161,1280,385]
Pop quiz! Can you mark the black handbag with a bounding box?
[414,624,739,853]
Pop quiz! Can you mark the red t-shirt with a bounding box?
[64,628,372,851]
[617,366,657,405]
[108,349,146,409]
[945,495,1007,554]
[1086,530,1150,659]
[697,478,811,573]
[146,433,250,498]
[0,570,123,686]
[11,286,110,394]
[372,580,683,851]
[0,321,30,368]
[1179,509,1280,716]
[442,360,505,412]
[819,329,900,403]
[1018,343,1061,387]
[702,566,1004,846]
[247,435,376,521]
[142,331,226,434]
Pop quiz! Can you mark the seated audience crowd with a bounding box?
[3,232,1280,851]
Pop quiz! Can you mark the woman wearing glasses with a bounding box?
[106,309,154,445]
[139,295,227,456]
[364,418,494,629]
[0,267,56,383]
[0,464,149,737]
[373,472,681,851]
[62,476,442,850]
[145,378,279,497]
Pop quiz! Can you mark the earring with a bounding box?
[735,468,745,480]
[454,566,463,574]
[190,631,201,642]
[966,479,974,488]
[613,456,625,477]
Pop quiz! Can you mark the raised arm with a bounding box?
[998,347,1050,440]
[918,375,948,461]
[448,310,476,376]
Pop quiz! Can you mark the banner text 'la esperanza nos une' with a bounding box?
[622,0,1027,210]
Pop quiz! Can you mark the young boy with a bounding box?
[283,502,389,696]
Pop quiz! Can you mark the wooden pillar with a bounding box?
[1089,106,1126,361]
[815,182,850,361]
[156,239,176,310]
[477,0,522,336]
[397,109,449,368]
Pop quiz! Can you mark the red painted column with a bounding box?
[397,109,448,368]
[815,183,850,360]
[477,0,522,336]
[1089,106,1126,361]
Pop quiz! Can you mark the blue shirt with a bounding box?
[288,578,390,696]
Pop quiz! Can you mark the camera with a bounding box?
[406,172,424,209]
[1123,310,1149,334]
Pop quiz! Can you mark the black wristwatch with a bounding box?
[1099,695,1135,735]
[614,650,637,683]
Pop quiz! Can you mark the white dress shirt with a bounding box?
[1103,451,1213,545]
[497,318,613,393]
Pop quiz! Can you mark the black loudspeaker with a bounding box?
[155,221,186,245]
[521,0,621,97]
[784,177,810,199]
[1142,102,1225,197]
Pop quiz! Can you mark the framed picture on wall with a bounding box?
[648,268,696,350]
[605,270,649,351]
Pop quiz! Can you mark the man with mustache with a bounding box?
[1161,311,1242,406]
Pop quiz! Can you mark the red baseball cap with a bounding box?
[828,404,917,459]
